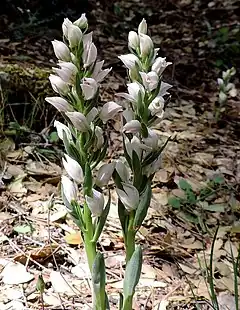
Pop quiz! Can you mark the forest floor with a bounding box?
[0,0,240,309]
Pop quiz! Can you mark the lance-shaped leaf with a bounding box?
[133,181,152,230]
[92,252,108,310]
[132,150,142,189]
[83,163,92,196]
[91,193,111,243]
[123,246,142,304]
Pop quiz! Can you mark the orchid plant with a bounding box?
[216,67,237,120]
[46,14,172,310]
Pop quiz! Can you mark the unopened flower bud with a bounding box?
[62,18,72,38]
[73,13,88,29]
[81,78,98,100]
[49,74,69,95]
[83,42,97,68]
[138,19,147,35]
[53,62,78,84]
[45,97,72,112]
[123,120,141,134]
[62,154,84,183]
[99,101,122,123]
[95,162,115,187]
[68,24,83,48]
[139,34,153,58]
[128,31,139,50]
[54,120,73,141]
[118,54,140,70]
[52,40,71,62]
[65,111,90,132]
[115,160,130,183]
[62,175,78,204]
[116,183,139,212]
[85,189,104,217]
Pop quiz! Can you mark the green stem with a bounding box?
[125,211,136,264]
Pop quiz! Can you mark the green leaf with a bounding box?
[212,175,224,184]
[133,181,152,229]
[14,224,34,234]
[123,245,142,299]
[118,199,128,238]
[119,292,123,310]
[83,163,92,196]
[36,274,45,293]
[49,131,59,143]
[168,197,181,209]
[179,179,192,191]
[132,150,142,189]
[179,211,199,224]
[203,204,226,212]
[92,193,111,243]
[92,252,107,310]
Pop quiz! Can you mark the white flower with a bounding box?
[45,97,72,112]
[86,107,98,123]
[140,71,159,91]
[125,135,150,159]
[128,31,139,49]
[94,126,104,150]
[83,42,97,68]
[123,109,134,122]
[142,129,159,150]
[138,19,147,35]
[158,81,172,97]
[62,175,78,204]
[62,18,72,38]
[92,61,111,82]
[73,13,88,29]
[49,74,70,95]
[116,183,139,211]
[99,101,122,123]
[66,112,90,132]
[123,120,141,134]
[53,62,78,84]
[219,91,227,104]
[127,82,145,102]
[115,160,130,183]
[217,78,224,87]
[68,24,83,48]
[81,78,98,100]
[152,57,172,76]
[52,40,71,61]
[62,154,84,183]
[85,189,104,217]
[139,34,153,58]
[148,96,164,118]
[143,155,161,177]
[54,120,73,141]
[83,32,93,48]
[118,54,140,70]
[95,162,115,187]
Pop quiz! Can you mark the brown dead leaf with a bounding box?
[14,244,59,264]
